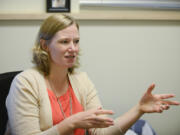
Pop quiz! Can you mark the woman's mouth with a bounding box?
[65,55,75,58]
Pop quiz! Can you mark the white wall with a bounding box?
[0,20,180,135]
[79,20,180,135]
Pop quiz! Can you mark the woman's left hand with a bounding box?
[139,83,180,113]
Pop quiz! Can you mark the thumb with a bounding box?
[97,106,102,110]
[147,83,155,94]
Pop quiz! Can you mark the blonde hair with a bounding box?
[32,14,80,76]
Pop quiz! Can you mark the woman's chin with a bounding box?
[66,63,75,68]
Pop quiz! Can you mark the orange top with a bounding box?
[47,83,85,135]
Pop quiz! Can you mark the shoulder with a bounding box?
[15,67,43,82]
[69,71,88,79]
[17,67,43,77]
[11,67,45,92]
[8,67,46,102]
[69,71,92,84]
[69,71,95,91]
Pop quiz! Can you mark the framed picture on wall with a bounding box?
[47,0,70,12]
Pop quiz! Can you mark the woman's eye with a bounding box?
[74,39,79,44]
[59,39,79,45]
[60,40,69,44]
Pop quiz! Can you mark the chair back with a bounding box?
[0,71,21,135]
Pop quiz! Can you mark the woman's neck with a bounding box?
[47,65,69,97]
[49,69,68,83]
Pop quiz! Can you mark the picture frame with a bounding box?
[47,0,70,12]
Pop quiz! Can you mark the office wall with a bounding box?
[79,20,180,135]
[0,20,180,135]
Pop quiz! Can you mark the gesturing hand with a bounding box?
[68,107,114,129]
[139,84,180,113]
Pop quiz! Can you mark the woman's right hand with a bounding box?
[67,107,114,129]
[57,107,114,135]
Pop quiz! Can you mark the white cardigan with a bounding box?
[6,68,122,135]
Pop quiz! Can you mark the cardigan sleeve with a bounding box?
[80,73,123,135]
[6,72,60,135]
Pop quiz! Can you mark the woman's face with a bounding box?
[47,24,79,69]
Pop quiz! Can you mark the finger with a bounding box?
[90,119,114,128]
[87,107,102,114]
[101,121,114,127]
[156,94,175,99]
[159,103,170,110]
[92,118,114,125]
[147,83,155,94]
[161,105,170,110]
[159,106,164,113]
[95,109,114,115]
[97,106,102,110]
[155,106,163,113]
[162,100,180,105]
[93,116,114,123]
[86,119,112,128]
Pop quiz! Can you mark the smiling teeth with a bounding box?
[66,56,75,58]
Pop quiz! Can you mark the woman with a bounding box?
[6,14,179,135]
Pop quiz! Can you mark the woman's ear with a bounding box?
[40,39,49,52]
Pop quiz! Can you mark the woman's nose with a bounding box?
[68,42,76,51]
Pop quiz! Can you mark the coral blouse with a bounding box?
[47,83,85,135]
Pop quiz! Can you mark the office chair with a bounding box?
[0,71,21,135]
